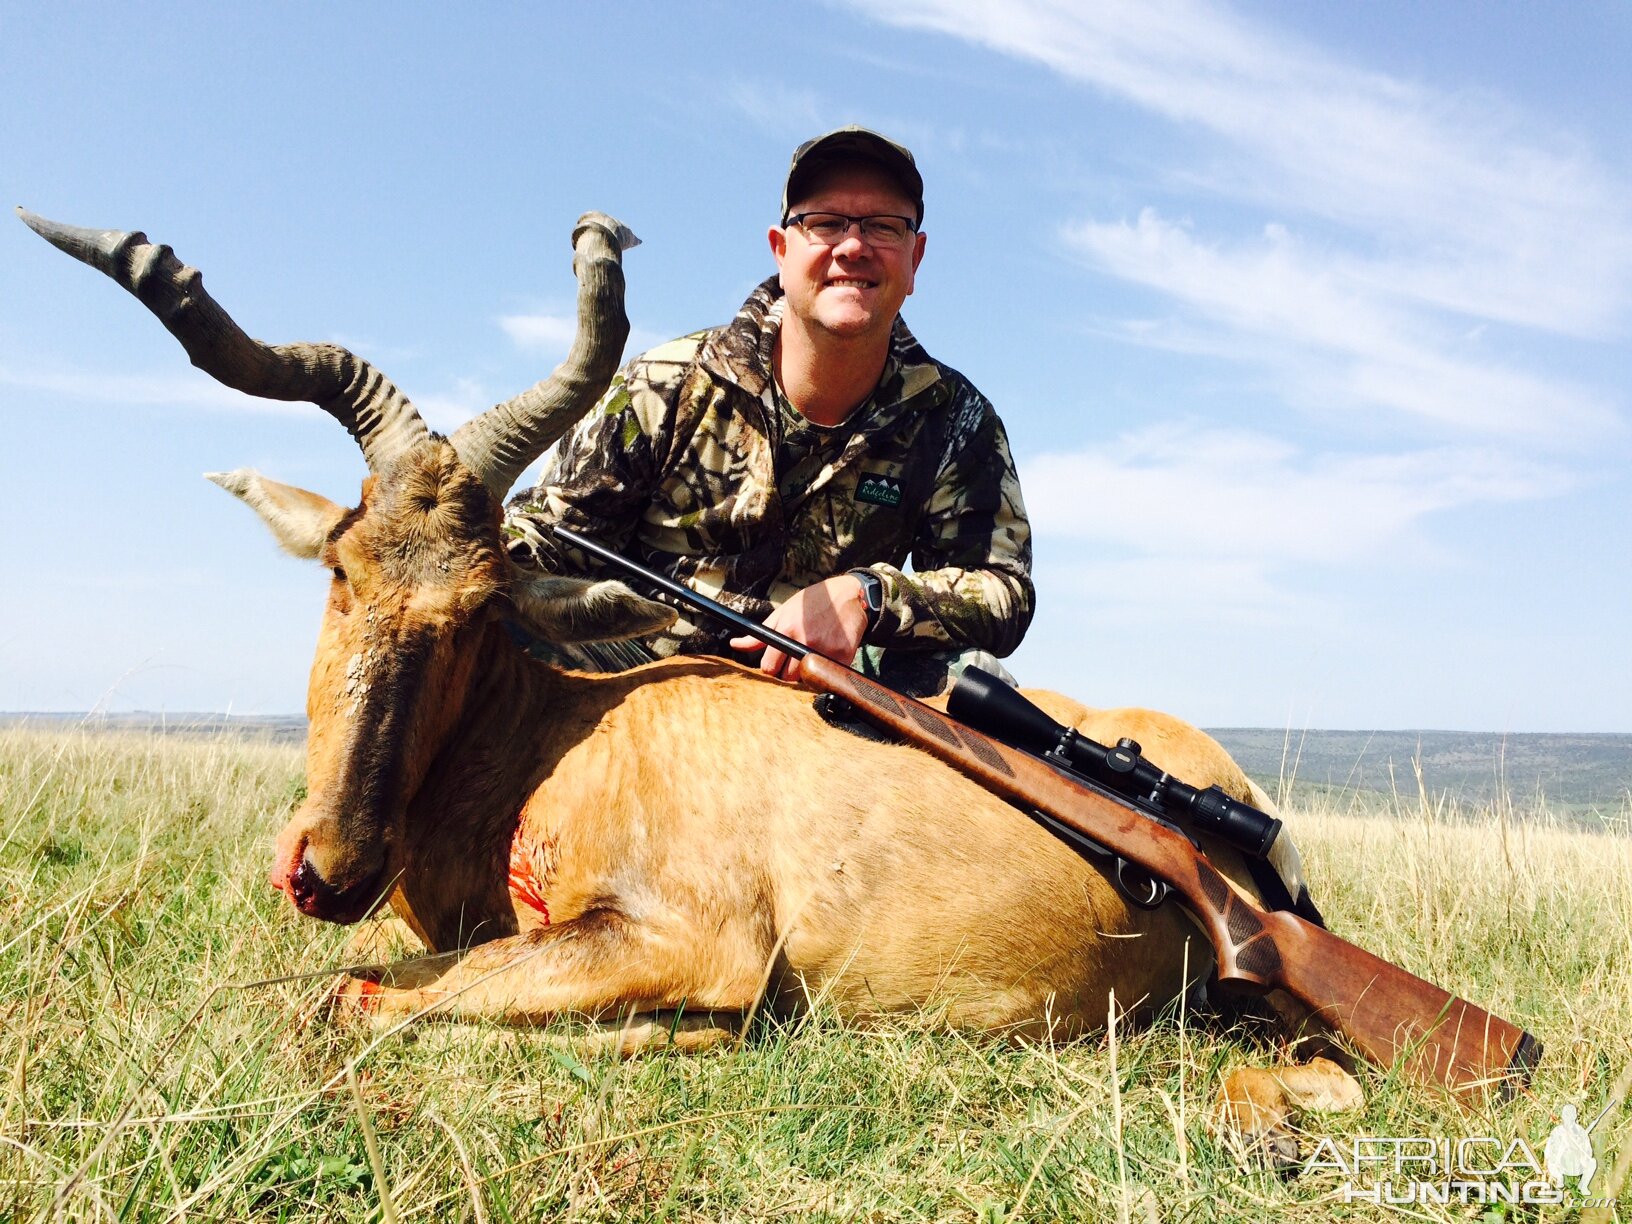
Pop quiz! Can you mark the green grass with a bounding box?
[2,725,1628,1222]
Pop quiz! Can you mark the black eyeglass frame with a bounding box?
[782,211,920,245]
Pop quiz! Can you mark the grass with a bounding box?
[1,724,1628,1222]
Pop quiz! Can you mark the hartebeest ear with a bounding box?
[510,576,677,644]
[205,469,350,560]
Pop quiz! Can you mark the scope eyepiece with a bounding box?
[1187,786,1281,859]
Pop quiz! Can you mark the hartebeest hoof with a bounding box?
[331,975,386,1020]
[1211,1057,1364,1168]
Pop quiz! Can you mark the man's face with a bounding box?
[770,162,927,345]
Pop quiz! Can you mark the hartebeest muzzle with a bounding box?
[270,808,392,924]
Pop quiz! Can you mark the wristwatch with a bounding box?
[848,568,885,633]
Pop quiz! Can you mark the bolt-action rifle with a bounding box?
[553,526,1541,1097]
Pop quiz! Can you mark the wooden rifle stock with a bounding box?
[548,524,1539,1096]
[798,654,1540,1098]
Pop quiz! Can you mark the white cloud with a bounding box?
[414,376,490,434]
[499,313,672,362]
[717,76,977,165]
[323,333,419,367]
[1064,211,1620,439]
[499,313,579,353]
[414,312,684,439]
[723,80,827,134]
[0,362,316,415]
[1024,424,1573,567]
[854,0,1632,334]
[1036,552,1321,629]
[848,0,1632,444]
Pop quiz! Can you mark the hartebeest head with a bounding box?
[20,208,674,923]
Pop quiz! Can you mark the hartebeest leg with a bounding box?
[334,908,762,1049]
[554,1011,741,1055]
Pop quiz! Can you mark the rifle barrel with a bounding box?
[553,525,812,662]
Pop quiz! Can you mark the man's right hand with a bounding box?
[728,573,871,683]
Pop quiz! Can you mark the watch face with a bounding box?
[858,572,884,614]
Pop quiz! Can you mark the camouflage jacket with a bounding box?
[504,276,1034,658]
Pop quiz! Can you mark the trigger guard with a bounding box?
[1115,859,1170,910]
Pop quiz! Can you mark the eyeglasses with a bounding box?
[784,212,918,247]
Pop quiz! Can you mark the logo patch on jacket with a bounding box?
[856,473,904,507]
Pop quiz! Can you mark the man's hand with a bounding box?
[729,573,871,682]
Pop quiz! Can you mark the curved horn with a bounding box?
[17,207,428,472]
[451,212,638,500]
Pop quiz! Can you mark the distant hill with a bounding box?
[1206,728,1631,814]
[1,712,308,744]
[5,713,1627,816]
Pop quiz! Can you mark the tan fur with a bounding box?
[1212,1057,1364,1165]
[247,439,1293,1051]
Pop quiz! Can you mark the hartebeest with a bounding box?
[22,207,1313,1051]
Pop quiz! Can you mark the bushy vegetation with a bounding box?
[2,726,1627,1221]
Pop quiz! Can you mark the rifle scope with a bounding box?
[947,667,1281,859]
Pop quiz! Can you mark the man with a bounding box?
[505,126,1033,697]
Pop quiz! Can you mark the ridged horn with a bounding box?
[17,207,428,472]
[451,211,638,500]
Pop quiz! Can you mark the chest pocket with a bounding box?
[835,419,943,567]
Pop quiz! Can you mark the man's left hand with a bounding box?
[729,573,870,682]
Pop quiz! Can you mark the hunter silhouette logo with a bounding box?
[855,473,903,507]
[1544,1102,1611,1195]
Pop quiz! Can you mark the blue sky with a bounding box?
[3,1,1628,732]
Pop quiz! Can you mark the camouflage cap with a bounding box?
[781,126,924,226]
